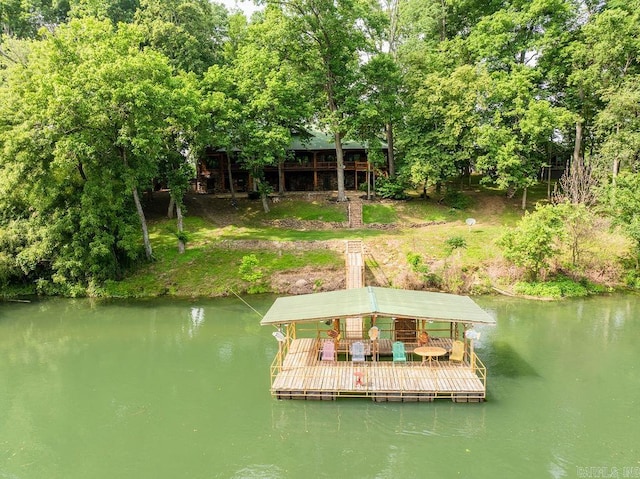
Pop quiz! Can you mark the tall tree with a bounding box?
[602,172,640,269]
[222,6,313,212]
[401,62,489,192]
[68,0,139,24]
[0,19,198,290]
[1,0,70,38]
[595,79,640,177]
[274,0,384,201]
[134,0,229,75]
[475,66,573,206]
[354,53,403,180]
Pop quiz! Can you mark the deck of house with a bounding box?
[270,338,487,402]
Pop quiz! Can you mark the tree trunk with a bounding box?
[133,187,153,260]
[77,162,87,181]
[613,124,621,179]
[521,186,527,210]
[176,201,185,254]
[439,0,447,41]
[613,157,620,179]
[227,154,236,201]
[372,167,376,199]
[261,192,270,213]
[386,122,395,177]
[335,131,347,202]
[167,196,175,219]
[122,147,152,261]
[366,160,371,200]
[573,120,583,168]
[278,159,285,195]
[255,177,270,213]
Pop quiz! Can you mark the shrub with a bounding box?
[624,270,640,289]
[239,254,263,283]
[407,252,441,287]
[375,176,409,200]
[445,236,467,254]
[499,204,565,280]
[441,190,472,210]
[175,230,189,244]
[513,276,598,298]
[407,252,429,275]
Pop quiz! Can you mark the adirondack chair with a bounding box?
[351,341,365,362]
[392,341,407,363]
[321,340,336,361]
[449,340,465,363]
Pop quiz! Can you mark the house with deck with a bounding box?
[261,286,495,402]
[196,131,388,194]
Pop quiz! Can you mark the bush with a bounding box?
[406,252,441,287]
[513,276,599,298]
[624,270,640,289]
[407,252,428,274]
[441,190,472,210]
[175,230,189,244]
[375,176,409,200]
[239,254,263,282]
[499,204,565,280]
[445,236,467,254]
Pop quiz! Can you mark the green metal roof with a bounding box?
[289,131,387,151]
[260,287,495,326]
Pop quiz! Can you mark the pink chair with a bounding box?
[321,340,336,361]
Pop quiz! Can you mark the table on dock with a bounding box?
[413,346,447,366]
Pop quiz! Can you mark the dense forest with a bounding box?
[1,0,639,295]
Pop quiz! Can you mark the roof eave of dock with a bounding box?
[260,287,495,326]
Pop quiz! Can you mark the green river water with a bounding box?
[1,294,639,478]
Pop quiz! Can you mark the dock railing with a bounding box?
[270,323,487,395]
[469,350,487,391]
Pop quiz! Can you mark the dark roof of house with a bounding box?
[289,131,386,151]
[214,130,386,153]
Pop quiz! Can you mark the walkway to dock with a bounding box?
[348,197,363,228]
[273,339,485,402]
[345,240,365,289]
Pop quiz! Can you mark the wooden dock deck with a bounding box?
[271,338,486,402]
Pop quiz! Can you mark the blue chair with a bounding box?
[351,341,365,362]
[392,341,407,363]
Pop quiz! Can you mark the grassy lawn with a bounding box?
[363,203,398,224]
[218,225,387,241]
[98,177,630,298]
[262,197,347,222]
[107,185,515,297]
[104,233,344,297]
